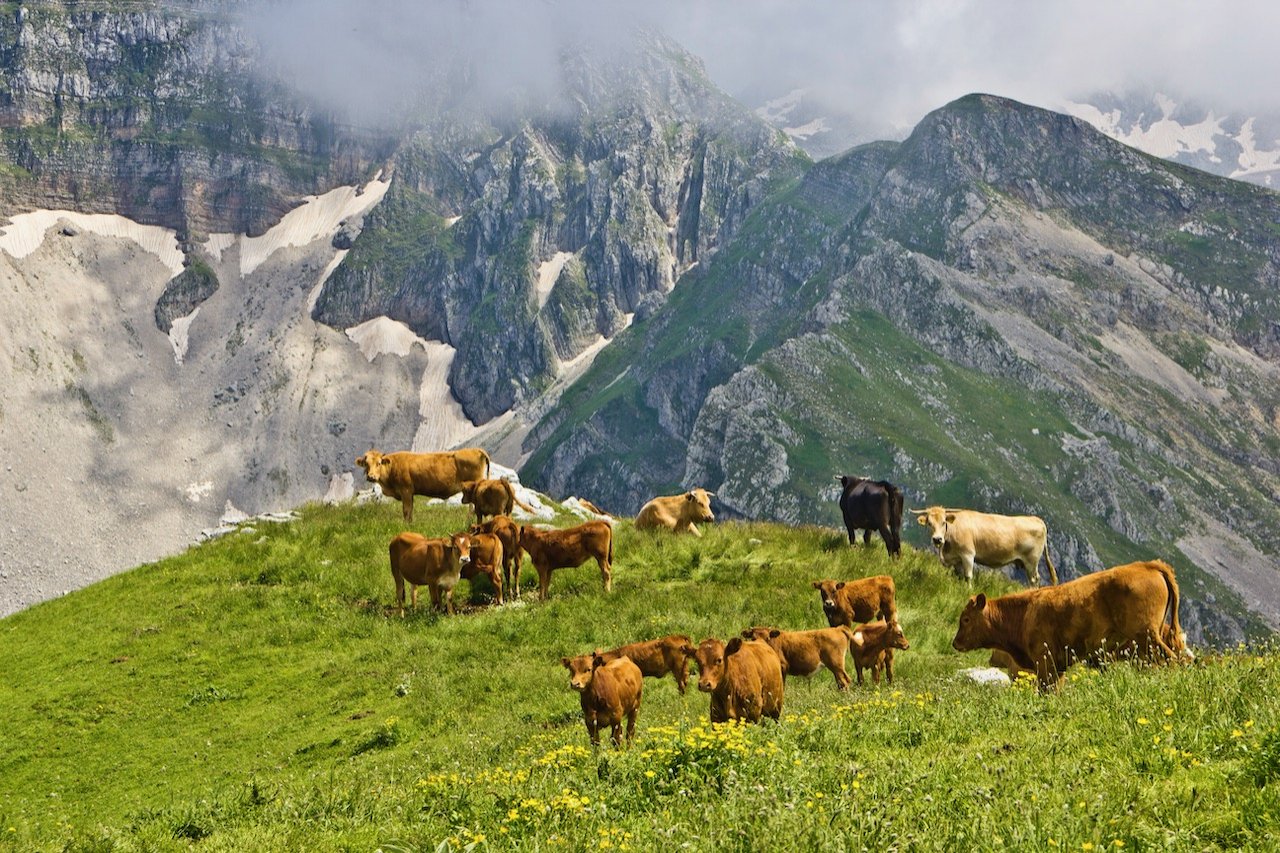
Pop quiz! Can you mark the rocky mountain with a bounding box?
[521,94,1280,644]
[0,3,798,615]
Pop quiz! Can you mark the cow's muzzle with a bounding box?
[931,537,944,548]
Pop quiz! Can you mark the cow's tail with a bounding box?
[503,478,537,514]
[1042,539,1060,586]
[840,624,859,646]
[1154,559,1184,661]
[481,448,491,480]
[608,524,615,565]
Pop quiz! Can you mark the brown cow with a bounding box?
[684,637,784,724]
[592,635,694,694]
[387,531,472,616]
[470,516,521,597]
[812,576,897,628]
[740,625,857,690]
[848,619,910,685]
[635,489,715,536]
[356,448,491,522]
[952,559,1183,690]
[460,478,536,522]
[518,521,613,600]
[462,532,504,604]
[560,653,643,747]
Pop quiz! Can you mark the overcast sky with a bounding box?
[245,0,1280,132]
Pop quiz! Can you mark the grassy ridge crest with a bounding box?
[0,501,1277,850]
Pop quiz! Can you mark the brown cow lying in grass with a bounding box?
[848,619,910,685]
[812,576,897,627]
[518,521,613,600]
[685,637,784,724]
[635,488,715,536]
[462,532,504,604]
[592,635,694,694]
[357,447,490,522]
[561,652,643,747]
[387,531,471,616]
[952,559,1183,690]
[740,626,857,690]
[460,478,535,522]
[470,516,521,597]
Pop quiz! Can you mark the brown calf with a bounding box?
[387,531,472,616]
[740,625,857,690]
[518,521,613,600]
[685,637,784,724]
[462,532,504,605]
[593,635,694,694]
[460,478,535,522]
[812,576,897,628]
[848,619,910,685]
[561,653,643,747]
[470,516,521,597]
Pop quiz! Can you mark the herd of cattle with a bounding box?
[354,447,1187,747]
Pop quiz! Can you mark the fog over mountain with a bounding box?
[244,1,1280,139]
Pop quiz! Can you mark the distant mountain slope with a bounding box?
[522,94,1280,643]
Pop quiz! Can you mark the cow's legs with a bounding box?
[827,654,851,690]
[1019,555,1041,587]
[394,575,407,617]
[598,558,612,593]
[586,715,600,746]
[959,554,975,584]
[538,566,551,600]
[675,660,688,695]
[401,493,414,522]
[854,660,865,685]
[885,649,895,684]
[625,707,638,743]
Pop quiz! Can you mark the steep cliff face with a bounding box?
[524,95,1280,643]
[311,38,803,422]
[0,1,391,236]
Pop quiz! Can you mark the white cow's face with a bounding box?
[916,507,953,549]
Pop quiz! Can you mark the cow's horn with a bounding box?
[908,508,926,515]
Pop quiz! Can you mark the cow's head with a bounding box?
[886,619,910,651]
[683,489,716,523]
[458,480,479,503]
[837,475,868,493]
[691,637,734,693]
[561,654,595,691]
[448,532,472,563]
[911,506,952,549]
[740,626,780,644]
[355,449,390,484]
[811,579,846,614]
[952,594,990,651]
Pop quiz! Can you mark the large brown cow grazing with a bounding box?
[561,653,643,747]
[911,506,1059,586]
[470,516,521,597]
[848,619,910,685]
[740,625,857,690]
[356,448,491,522]
[460,478,535,522]
[518,521,613,600]
[387,531,472,616]
[952,559,1183,690]
[462,532,504,605]
[684,637,784,724]
[592,635,694,694]
[812,576,897,628]
[635,489,716,536]
[836,476,904,557]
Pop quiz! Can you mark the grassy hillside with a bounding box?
[0,502,1277,851]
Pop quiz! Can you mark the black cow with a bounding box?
[836,476,903,557]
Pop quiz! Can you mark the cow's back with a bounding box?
[588,658,643,722]
[635,496,678,530]
[960,511,1045,555]
[721,641,783,721]
[1025,561,1172,657]
[452,448,491,483]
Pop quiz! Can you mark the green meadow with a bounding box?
[0,501,1277,851]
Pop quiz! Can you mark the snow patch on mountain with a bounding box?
[0,210,184,275]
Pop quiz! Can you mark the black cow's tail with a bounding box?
[887,483,904,557]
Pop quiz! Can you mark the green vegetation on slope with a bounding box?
[0,503,1277,851]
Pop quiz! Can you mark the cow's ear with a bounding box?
[739,628,752,639]
[725,637,743,656]
[811,580,822,589]
[836,581,846,590]
[560,657,571,668]
[917,515,928,526]
[973,593,987,610]
[679,643,696,656]
[945,513,956,524]
[591,653,606,670]
[685,492,696,502]
[769,629,781,639]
